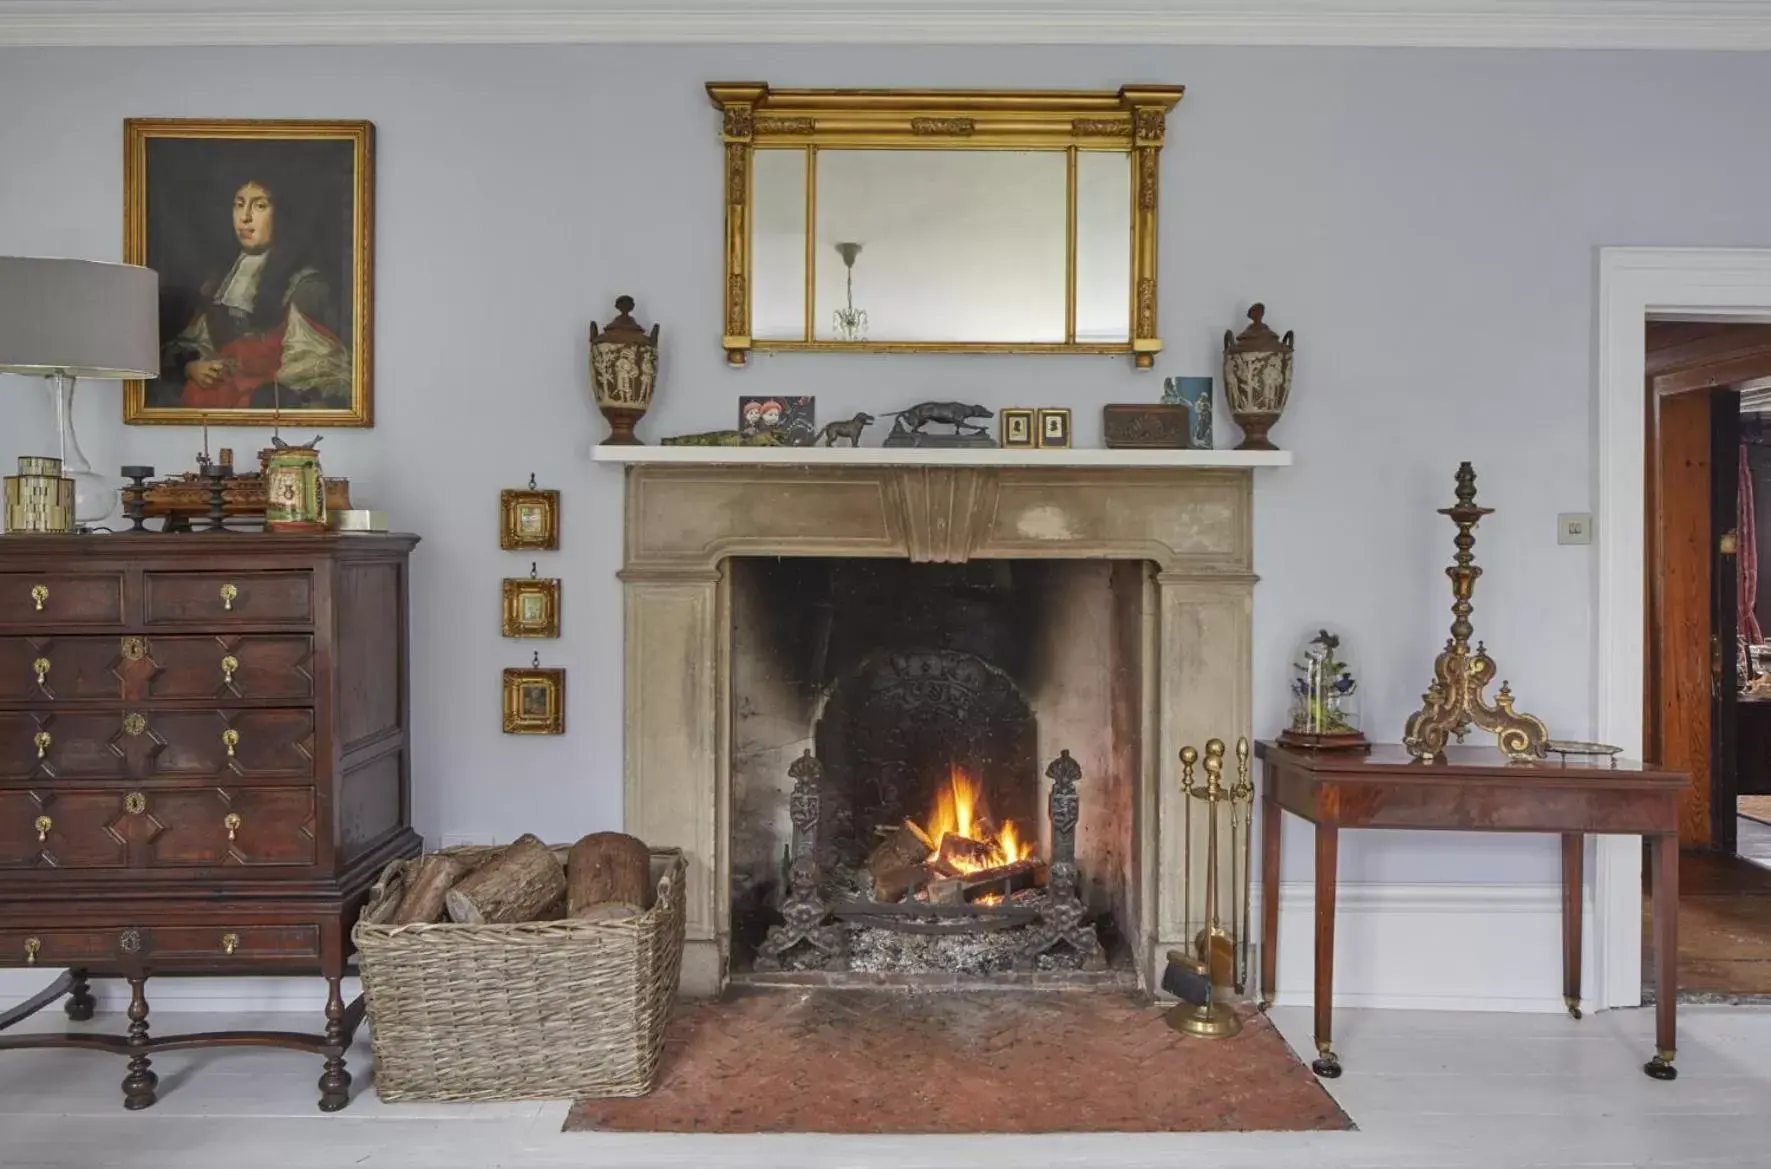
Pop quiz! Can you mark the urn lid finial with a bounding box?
[591,295,660,346]
[1224,301,1293,354]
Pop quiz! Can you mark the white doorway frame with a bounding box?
[1594,247,1771,1008]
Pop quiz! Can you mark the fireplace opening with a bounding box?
[729,557,1146,983]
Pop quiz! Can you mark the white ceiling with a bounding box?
[2,0,1771,49]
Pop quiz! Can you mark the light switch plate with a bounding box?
[1558,513,1593,545]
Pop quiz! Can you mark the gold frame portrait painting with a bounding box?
[503,667,565,735]
[1000,408,1035,448]
[500,488,560,551]
[1037,407,1073,448]
[123,118,375,427]
[502,577,561,638]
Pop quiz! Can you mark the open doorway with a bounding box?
[1644,319,1771,995]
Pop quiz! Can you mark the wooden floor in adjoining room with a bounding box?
[2,1003,1770,1168]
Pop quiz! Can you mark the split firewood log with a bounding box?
[872,862,931,903]
[391,853,472,925]
[931,832,993,876]
[566,831,653,921]
[444,834,567,924]
[868,820,934,888]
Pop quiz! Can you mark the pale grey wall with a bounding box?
[3,44,1770,885]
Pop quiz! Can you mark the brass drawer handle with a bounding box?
[29,584,47,612]
[120,636,146,662]
[224,812,242,841]
[221,655,239,686]
[118,928,141,954]
[219,582,239,611]
[222,728,239,758]
[123,713,146,737]
[33,731,50,759]
[32,657,49,686]
[221,932,239,956]
[24,937,39,965]
[34,815,51,843]
[124,791,147,815]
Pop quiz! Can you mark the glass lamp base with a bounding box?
[48,373,116,527]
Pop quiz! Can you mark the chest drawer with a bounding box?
[0,635,317,704]
[1,708,316,780]
[1,923,321,969]
[0,789,131,869]
[143,571,313,626]
[0,573,124,629]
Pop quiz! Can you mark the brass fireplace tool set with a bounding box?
[1164,736,1254,1039]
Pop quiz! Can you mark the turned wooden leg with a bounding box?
[120,976,157,1110]
[64,968,96,1022]
[316,975,352,1112]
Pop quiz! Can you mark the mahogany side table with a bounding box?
[1255,742,1686,1081]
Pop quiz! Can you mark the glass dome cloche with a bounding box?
[1280,627,1370,751]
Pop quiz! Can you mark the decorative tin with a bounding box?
[1221,304,1293,451]
[263,442,329,532]
[589,295,661,446]
[1103,403,1192,449]
[1162,376,1215,448]
[4,456,75,534]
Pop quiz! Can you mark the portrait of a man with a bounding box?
[124,119,374,426]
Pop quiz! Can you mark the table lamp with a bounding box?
[0,256,159,527]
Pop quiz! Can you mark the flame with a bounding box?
[922,764,1036,874]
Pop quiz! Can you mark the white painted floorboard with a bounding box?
[1,1004,1768,1168]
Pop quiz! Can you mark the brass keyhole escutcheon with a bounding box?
[24,937,40,965]
[221,932,239,957]
[118,929,142,954]
[34,815,51,843]
[221,655,239,686]
[219,582,239,611]
[222,728,240,758]
[29,584,47,612]
[224,812,242,841]
[32,731,50,760]
[120,636,147,662]
[124,792,147,816]
[32,658,49,686]
[123,713,146,737]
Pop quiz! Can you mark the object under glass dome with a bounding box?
[1280,627,1369,751]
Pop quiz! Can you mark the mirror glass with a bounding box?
[1074,151,1132,343]
[751,149,807,341]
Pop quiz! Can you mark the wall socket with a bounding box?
[1557,513,1593,545]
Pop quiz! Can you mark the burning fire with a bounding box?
[922,764,1036,874]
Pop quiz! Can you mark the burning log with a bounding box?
[867,820,935,901]
[931,832,995,876]
[872,863,930,903]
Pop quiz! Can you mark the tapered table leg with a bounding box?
[1562,833,1583,1019]
[1260,773,1281,1009]
[1646,832,1679,1081]
[1311,824,1341,1079]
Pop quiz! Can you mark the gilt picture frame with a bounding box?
[1000,408,1036,448]
[503,667,565,735]
[500,487,560,551]
[502,576,561,638]
[1037,407,1073,448]
[123,118,375,427]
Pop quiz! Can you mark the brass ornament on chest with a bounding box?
[32,657,49,686]
[118,928,142,954]
[125,791,148,815]
[122,713,147,737]
[120,636,147,662]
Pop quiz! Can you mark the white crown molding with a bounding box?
[3,0,1771,49]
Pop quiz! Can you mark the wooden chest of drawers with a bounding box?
[0,533,421,1111]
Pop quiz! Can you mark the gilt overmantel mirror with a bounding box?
[707,83,1184,368]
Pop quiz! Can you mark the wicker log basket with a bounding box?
[353,844,686,1102]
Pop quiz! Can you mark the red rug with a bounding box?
[566,989,1350,1134]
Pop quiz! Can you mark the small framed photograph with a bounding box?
[502,576,561,638]
[1000,408,1035,448]
[1037,407,1072,449]
[503,666,565,734]
[500,486,559,550]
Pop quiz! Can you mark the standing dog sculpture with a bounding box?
[817,412,876,447]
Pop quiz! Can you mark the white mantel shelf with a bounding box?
[592,446,1292,468]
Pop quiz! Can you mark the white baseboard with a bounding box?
[0,972,359,1013]
[1,883,1582,1015]
[1253,881,1587,1013]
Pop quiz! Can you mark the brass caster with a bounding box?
[1644,1056,1677,1082]
[1565,996,1583,1021]
[1312,1052,1343,1079]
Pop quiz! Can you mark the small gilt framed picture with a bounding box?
[503,663,565,735]
[500,479,559,550]
[1036,408,1073,449]
[1000,408,1035,449]
[502,571,561,638]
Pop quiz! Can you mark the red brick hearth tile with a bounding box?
[566,990,1351,1134]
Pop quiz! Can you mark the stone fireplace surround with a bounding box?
[617,458,1256,996]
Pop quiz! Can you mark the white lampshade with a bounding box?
[0,256,159,378]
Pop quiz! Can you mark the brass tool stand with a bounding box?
[1166,738,1253,1039]
[1403,462,1548,762]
